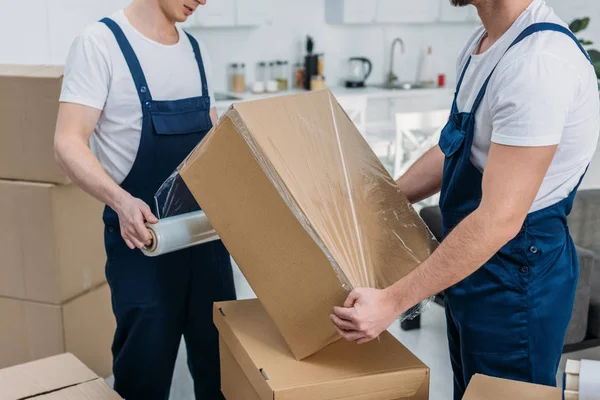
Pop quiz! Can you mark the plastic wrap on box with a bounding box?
[155,90,438,323]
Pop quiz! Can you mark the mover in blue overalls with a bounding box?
[100,18,235,400]
[439,23,591,397]
[330,12,598,400]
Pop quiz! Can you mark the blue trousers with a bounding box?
[105,225,236,400]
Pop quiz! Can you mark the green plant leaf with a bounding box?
[570,19,583,33]
[594,62,600,80]
[570,17,590,33]
[580,39,594,46]
[581,17,590,31]
[588,49,600,63]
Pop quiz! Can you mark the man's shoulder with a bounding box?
[73,13,123,53]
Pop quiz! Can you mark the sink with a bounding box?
[371,82,429,91]
[215,92,243,101]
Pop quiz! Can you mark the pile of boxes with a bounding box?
[0,65,115,377]
[177,89,439,399]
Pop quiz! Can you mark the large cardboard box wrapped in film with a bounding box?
[0,65,68,184]
[175,89,438,359]
[463,374,562,400]
[0,179,106,304]
[0,283,116,378]
[0,353,121,399]
[215,299,430,400]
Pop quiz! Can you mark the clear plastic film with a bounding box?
[141,211,219,257]
[155,90,439,322]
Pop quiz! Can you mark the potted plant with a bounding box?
[570,17,600,87]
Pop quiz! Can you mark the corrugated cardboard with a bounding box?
[0,353,121,399]
[215,299,429,400]
[179,89,437,359]
[0,284,116,378]
[463,374,562,400]
[0,65,68,184]
[0,179,106,304]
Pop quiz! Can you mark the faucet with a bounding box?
[386,38,405,87]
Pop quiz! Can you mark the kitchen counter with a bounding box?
[215,85,454,109]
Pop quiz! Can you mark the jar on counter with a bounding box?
[252,62,267,93]
[277,61,289,91]
[294,63,305,89]
[311,75,326,91]
[266,61,279,93]
[229,63,246,93]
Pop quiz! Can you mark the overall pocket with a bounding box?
[438,118,466,158]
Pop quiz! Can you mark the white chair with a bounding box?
[394,109,451,207]
[337,95,368,135]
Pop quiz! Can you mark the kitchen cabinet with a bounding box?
[190,0,235,27]
[327,0,479,25]
[438,2,480,23]
[181,0,268,28]
[375,0,440,24]
[325,0,378,24]
[438,1,470,22]
[236,0,270,26]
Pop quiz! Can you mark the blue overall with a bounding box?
[100,18,236,400]
[438,23,592,399]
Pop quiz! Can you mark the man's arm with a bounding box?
[54,102,157,249]
[396,145,445,204]
[210,107,218,126]
[332,142,557,343]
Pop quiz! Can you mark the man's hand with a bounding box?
[330,287,400,345]
[113,193,158,249]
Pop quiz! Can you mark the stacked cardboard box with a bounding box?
[178,90,438,399]
[0,353,122,399]
[0,66,114,377]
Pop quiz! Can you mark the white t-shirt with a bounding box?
[60,10,216,184]
[456,0,599,212]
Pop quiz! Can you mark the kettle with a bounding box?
[345,57,372,88]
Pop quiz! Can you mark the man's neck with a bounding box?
[474,0,534,42]
[125,0,179,45]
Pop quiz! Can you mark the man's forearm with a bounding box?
[55,138,129,211]
[387,206,522,314]
[396,146,444,204]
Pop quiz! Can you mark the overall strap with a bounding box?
[100,18,152,104]
[470,22,592,114]
[185,32,209,99]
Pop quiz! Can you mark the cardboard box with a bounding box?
[0,179,106,304]
[463,374,562,400]
[0,65,68,184]
[179,89,438,359]
[215,299,430,400]
[0,283,116,377]
[0,353,121,399]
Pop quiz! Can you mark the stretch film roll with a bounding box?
[564,359,600,400]
[142,211,219,257]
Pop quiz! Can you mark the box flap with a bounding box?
[215,300,428,400]
[36,379,122,399]
[463,374,562,400]
[0,65,63,78]
[0,353,98,399]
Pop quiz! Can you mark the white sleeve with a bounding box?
[59,26,111,111]
[198,41,216,108]
[488,52,579,147]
